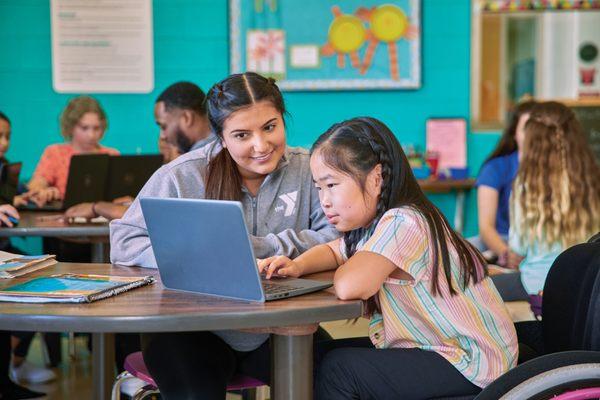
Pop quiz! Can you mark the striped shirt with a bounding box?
[345,207,517,388]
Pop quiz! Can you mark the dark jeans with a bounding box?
[141,328,332,400]
[315,337,481,400]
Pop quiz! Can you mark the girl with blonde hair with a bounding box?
[510,101,600,295]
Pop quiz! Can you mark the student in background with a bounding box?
[510,101,600,296]
[259,117,517,399]
[111,72,338,398]
[473,100,536,268]
[0,112,57,386]
[153,81,214,154]
[14,96,119,208]
[63,81,210,222]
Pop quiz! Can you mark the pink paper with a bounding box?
[426,119,467,169]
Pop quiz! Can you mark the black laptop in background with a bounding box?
[19,154,111,211]
[105,154,163,201]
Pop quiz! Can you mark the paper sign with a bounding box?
[290,45,320,68]
[51,0,154,93]
[247,29,286,78]
[426,119,467,169]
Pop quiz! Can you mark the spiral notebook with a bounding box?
[0,273,155,303]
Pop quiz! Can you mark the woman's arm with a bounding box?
[477,186,508,255]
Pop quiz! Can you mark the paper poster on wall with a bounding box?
[230,0,421,90]
[51,0,154,93]
[247,29,286,80]
[426,119,467,169]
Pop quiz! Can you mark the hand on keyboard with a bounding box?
[257,255,303,279]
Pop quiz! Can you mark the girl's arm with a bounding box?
[258,238,343,279]
[333,251,401,300]
[477,186,508,255]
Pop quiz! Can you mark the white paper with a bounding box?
[51,0,154,93]
[290,45,320,68]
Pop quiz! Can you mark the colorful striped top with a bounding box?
[344,207,518,388]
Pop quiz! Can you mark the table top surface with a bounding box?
[0,211,109,237]
[417,178,476,193]
[0,263,363,333]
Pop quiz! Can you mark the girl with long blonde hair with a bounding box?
[510,101,600,294]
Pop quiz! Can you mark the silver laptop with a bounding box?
[140,197,332,302]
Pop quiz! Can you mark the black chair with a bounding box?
[514,241,600,362]
[474,239,600,399]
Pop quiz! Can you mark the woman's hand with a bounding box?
[257,256,304,279]
[20,187,61,207]
[0,204,19,227]
[64,202,96,220]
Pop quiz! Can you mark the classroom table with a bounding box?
[418,178,476,234]
[0,262,362,400]
[0,211,110,262]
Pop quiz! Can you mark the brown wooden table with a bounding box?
[418,178,476,233]
[0,211,110,262]
[0,263,362,400]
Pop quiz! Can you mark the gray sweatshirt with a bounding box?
[110,145,338,268]
[109,145,339,351]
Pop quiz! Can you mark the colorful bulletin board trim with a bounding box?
[479,0,600,12]
[230,0,421,90]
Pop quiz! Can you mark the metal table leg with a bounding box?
[92,332,115,400]
[91,242,107,263]
[455,190,466,234]
[271,333,313,400]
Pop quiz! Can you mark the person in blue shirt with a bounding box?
[473,100,536,269]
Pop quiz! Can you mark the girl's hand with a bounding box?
[506,251,524,269]
[257,256,303,279]
[0,204,19,227]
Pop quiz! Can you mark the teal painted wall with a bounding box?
[0,0,501,249]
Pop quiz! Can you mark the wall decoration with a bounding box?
[230,0,421,90]
[51,0,154,93]
[479,0,600,12]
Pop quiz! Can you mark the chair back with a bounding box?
[542,242,600,353]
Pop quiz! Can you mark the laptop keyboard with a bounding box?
[262,282,302,295]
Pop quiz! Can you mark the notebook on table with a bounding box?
[0,273,155,303]
[140,197,332,302]
[0,251,57,279]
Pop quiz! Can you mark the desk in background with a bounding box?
[0,263,362,400]
[0,211,110,262]
[418,178,476,234]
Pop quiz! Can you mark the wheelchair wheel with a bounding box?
[501,362,600,399]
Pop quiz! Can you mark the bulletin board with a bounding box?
[229,0,421,90]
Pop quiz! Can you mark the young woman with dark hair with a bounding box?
[110,72,337,398]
